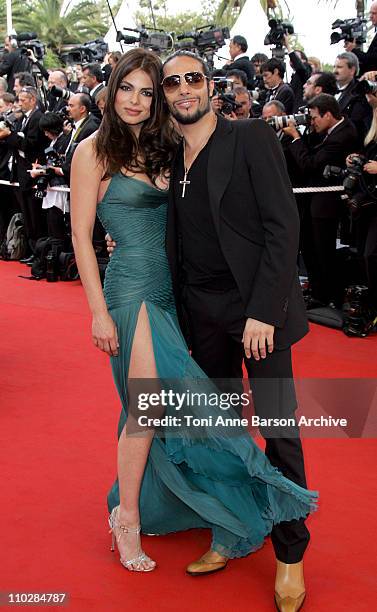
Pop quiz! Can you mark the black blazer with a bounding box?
[337,79,372,144]
[224,56,255,88]
[353,33,377,75]
[166,116,309,349]
[6,109,49,190]
[288,117,359,218]
[265,82,295,115]
[62,114,100,183]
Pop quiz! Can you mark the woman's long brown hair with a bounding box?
[95,48,178,182]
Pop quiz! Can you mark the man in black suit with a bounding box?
[0,86,48,257]
[334,52,372,144]
[345,1,377,74]
[223,35,255,88]
[163,51,310,610]
[0,36,32,93]
[284,94,359,307]
[82,63,104,121]
[261,57,295,114]
[62,92,100,183]
[46,69,70,113]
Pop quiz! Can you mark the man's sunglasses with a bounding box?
[161,72,208,92]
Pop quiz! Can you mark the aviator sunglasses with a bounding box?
[161,71,208,92]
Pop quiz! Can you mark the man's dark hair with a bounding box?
[251,53,269,64]
[39,112,64,135]
[77,92,91,113]
[162,50,210,79]
[14,72,34,87]
[0,92,15,104]
[227,68,248,86]
[83,63,104,84]
[295,49,308,63]
[261,57,285,79]
[308,93,342,120]
[211,68,227,78]
[232,35,248,53]
[20,86,37,99]
[313,72,338,96]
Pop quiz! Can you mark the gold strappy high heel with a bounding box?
[108,506,156,572]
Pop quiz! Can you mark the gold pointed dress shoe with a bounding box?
[274,560,306,611]
[274,592,306,611]
[186,550,228,576]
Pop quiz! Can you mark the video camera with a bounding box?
[59,39,108,65]
[264,19,294,59]
[15,32,45,61]
[116,26,174,54]
[212,77,242,116]
[324,155,377,217]
[176,25,230,53]
[267,109,311,132]
[330,18,367,45]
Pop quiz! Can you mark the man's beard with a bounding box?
[169,98,211,125]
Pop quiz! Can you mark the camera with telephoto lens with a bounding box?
[267,109,311,132]
[330,18,367,45]
[212,77,242,116]
[323,155,377,217]
[354,78,377,96]
[49,85,72,101]
[34,146,64,200]
[55,106,74,128]
[343,285,376,337]
[0,110,20,132]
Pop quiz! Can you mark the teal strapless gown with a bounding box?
[97,173,318,559]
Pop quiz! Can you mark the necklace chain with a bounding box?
[180,116,218,198]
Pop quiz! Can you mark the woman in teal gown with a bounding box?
[71,48,317,574]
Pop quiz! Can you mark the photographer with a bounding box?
[47,70,69,112]
[0,36,32,93]
[283,35,312,111]
[0,86,48,261]
[303,71,338,103]
[62,93,100,183]
[223,35,255,88]
[345,1,377,75]
[261,57,295,114]
[82,63,104,120]
[283,94,359,307]
[346,92,377,315]
[334,52,372,142]
[30,113,69,241]
[0,92,17,245]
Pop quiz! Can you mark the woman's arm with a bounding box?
[70,137,119,356]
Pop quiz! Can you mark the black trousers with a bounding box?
[15,189,46,252]
[184,284,310,564]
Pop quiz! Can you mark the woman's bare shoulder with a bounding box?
[73,133,103,175]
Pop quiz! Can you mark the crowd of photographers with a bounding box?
[0,5,377,334]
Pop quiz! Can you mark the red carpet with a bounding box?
[1,261,376,611]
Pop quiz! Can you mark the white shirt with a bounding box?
[232,52,249,61]
[65,116,87,154]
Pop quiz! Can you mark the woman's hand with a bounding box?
[92,311,119,356]
[363,160,377,174]
[105,232,116,257]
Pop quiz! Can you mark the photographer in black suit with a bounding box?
[283,94,359,307]
[261,57,295,114]
[0,86,48,259]
[334,52,372,143]
[345,1,377,74]
[82,63,104,121]
[283,35,312,111]
[62,93,100,183]
[0,36,32,93]
[223,35,255,88]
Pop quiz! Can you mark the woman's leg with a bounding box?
[115,303,158,570]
